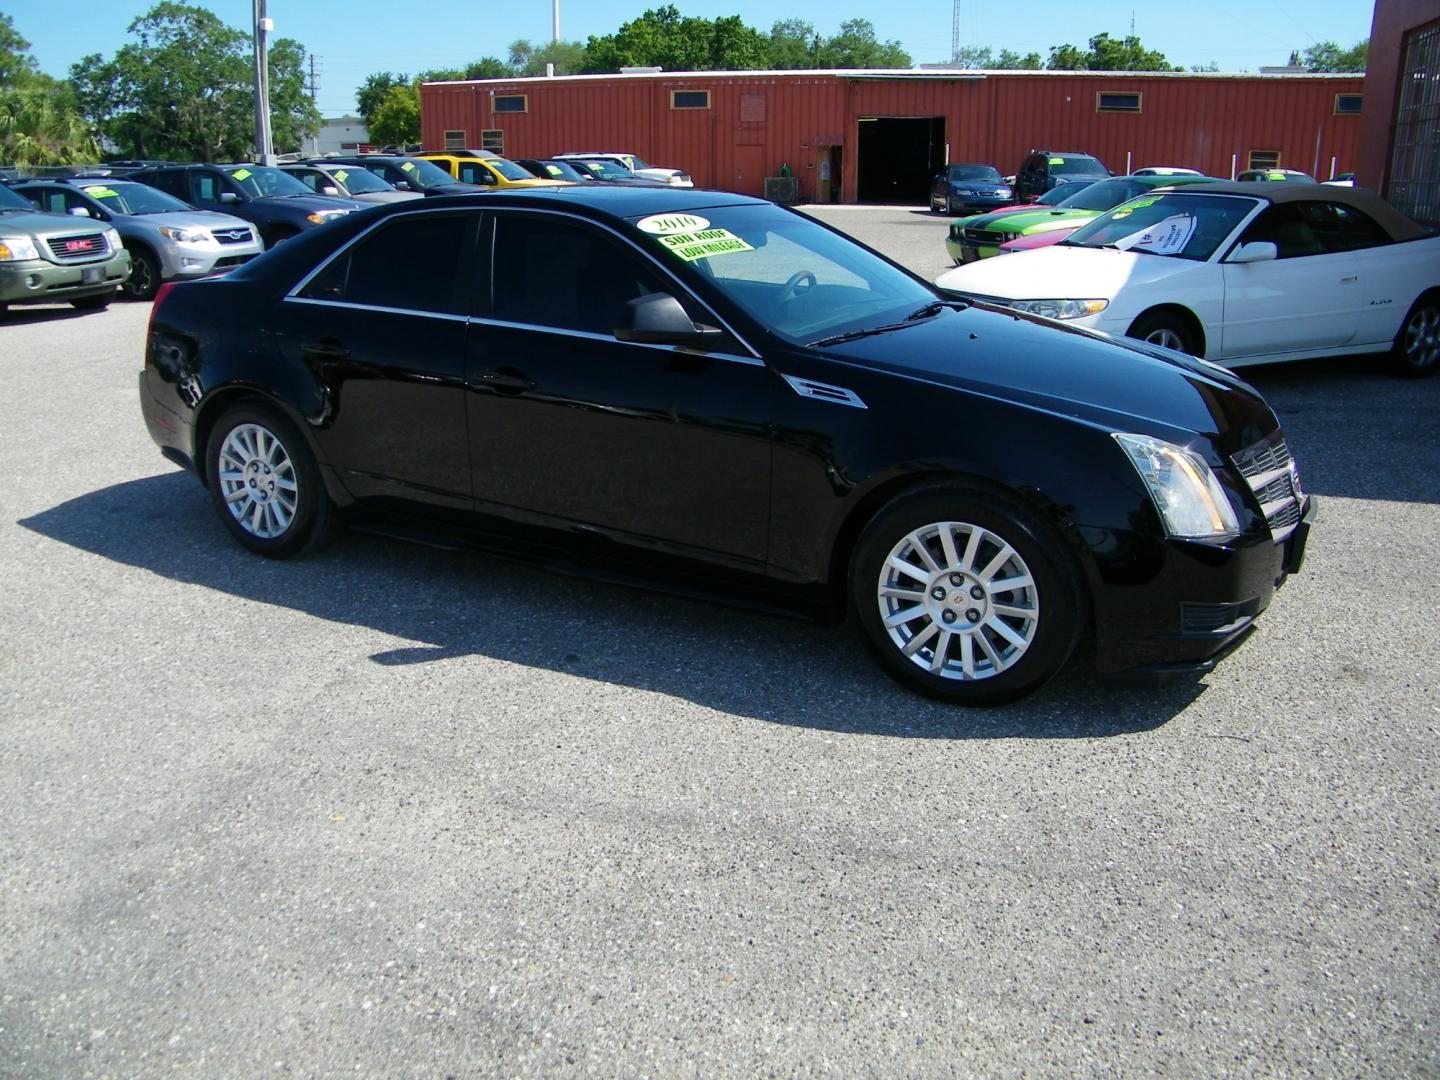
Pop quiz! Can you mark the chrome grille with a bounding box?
[1232,436,1304,543]
[212,227,253,245]
[46,232,108,262]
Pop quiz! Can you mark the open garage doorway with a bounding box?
[857,117,945,203]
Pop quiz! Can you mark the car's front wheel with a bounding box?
[1128,309,1200,356]
[205,402,337,558]
[122,247,160,301]
[850,487,1085,705]
[1393,292,1440,377]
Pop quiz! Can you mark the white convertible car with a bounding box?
[934,182,1440,375]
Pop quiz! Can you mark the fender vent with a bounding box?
[781,375,867,409]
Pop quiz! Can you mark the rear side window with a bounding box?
[1296,201,1391,252]
[145,170,189,200]
[190,172,220,203]
[1238,205,1323,259]
[299,212,477,315]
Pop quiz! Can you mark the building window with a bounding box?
[1334,94,1363,115]
[1388,22,1440,225]
[1248,150,1281,171]
[493,95,527,114]
[1096,92,1142,113]
[671,90,710,110]
[481,129,504,153]
[444,129,467,149]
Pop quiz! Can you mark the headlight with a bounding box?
[998,186,1012,198]
[104,227,123,250]
[0,236,40,261]
[158,226,208,243]
[1114,433,1240,540]
[1009,299,1108,320]
[306,209,349,225]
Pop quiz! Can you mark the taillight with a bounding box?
[147,281,178,339]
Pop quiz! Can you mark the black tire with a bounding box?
[70,289,115,311]
[121,246,161,301]
[1128,309,1200,356]
[1391,293,1440,378]
[263,227,299,249]
[204,401,338,558]
[849,487,1085,705]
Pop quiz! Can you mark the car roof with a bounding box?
[392,185,762,219]
[16,177,146,188]
[1143,181,1433,240]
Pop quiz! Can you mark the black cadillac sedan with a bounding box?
[139,186,1313,705]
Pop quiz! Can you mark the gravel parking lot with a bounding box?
[2,205,1437,1078]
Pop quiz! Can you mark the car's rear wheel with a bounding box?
[1128,309,1200,356]
[1392,293,1440,377]
[121,247,160,301]
[263,226,299,249]
[70,289,115,311]
[205,402,337,558]
[850,487,1085,705]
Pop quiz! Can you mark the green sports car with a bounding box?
[946,174,1216,265]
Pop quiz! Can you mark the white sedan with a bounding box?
[934,182,1440,375]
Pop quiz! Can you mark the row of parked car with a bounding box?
[0,150,691,314]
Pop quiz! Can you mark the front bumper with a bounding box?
[0,250,131,304]
[944,237,1000,264]
[1090,496,1316,681]
[158,236,265,280]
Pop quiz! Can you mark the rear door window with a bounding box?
[299,212,479,315]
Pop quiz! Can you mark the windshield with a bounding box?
[947,165,1003,183]
[393,158,460,189]
[633,203,935,345]
[1035,181,1094,206]
[0,183,32,210]
[1051,155,1108,178]
[534,161,585,181]
[76,182,189,215]
[1052,178,1148,212]
[490,157,537,181]
[577,161,632,180]
[1064,193,1260,262]
[226,166,312,197]
[625,156,651,171]
[326,166,390,193]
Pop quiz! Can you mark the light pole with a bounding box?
[252,0,275,164]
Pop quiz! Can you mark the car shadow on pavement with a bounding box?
[19,472,1205,740]
[0,304,111,326]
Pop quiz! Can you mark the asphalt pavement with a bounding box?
[1,207,1437,1077]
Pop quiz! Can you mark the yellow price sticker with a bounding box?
[401,161,415,172]
[232,168,252,181]
[82,186,119,198]
[1048,157,1065,166]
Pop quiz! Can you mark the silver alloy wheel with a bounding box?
[876,520,1040,681]
[1144,326,1185,352]
[216,422,299,539]
[1403,305,1440,369]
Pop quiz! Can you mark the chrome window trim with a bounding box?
[284,297,470,323]
[471,314,766,366]
[285,203,763,362]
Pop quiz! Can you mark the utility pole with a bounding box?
[952,0,960,64]
[547,0,559,77]
[306,54,320,107]
[252,0,274,165]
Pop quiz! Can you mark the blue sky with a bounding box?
[11,0,1374,117]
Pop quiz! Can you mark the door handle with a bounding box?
[474,367,534,393]
[1340,275,1358,283]
[302,339,350,359]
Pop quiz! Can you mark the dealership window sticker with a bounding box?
[656,228,754,261]
[1114,213,1198,255]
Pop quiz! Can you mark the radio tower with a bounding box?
[952,0,960,62]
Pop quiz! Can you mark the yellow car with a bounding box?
[417,153,569,190]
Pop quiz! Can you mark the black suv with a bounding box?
[314,156,484,197]
[1013,151,1111,202]
[129,163,369,247]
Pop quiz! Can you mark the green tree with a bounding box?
[817,19,911,68]
[950,45,993,69]
[508,39,588,76]
[0,14,100,164]
[357,70,407,124]
[1297,39,1367,72]
[1047,33,1179,71]
[368,83,420,146]
[583,6,768,72]
[69,2,318,161]
[996,49,1043,69]
[768,19,819,69]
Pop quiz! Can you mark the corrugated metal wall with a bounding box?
[422,71,1365,202]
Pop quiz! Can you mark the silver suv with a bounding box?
[14,178,264,300]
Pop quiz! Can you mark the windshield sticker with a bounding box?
[1048,157,1065,166]
[1111,195,1159,220]
[81,186,119,198]
[1267,171,1286,180]
[636,213,711,236]
[334,169,349,182]
[232,168,252,181]
[656,228,753,261]
[401,161,416,172]
[1114,213,1198,255]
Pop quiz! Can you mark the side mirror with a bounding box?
[69,206,92,217]
[393,181,410,190]
[219,191,239,203]
[1228,241,1278,264]
[321,185,339,196]
[614,292,724,347]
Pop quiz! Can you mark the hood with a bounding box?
[348,191,424,203]
[0,208,113,239]
[934,245,1198,301]
[977,207,1097,235]
[999,228,1077,252]
[122,209,255,231]
[814,304,1274,454]
[256,193,369,213]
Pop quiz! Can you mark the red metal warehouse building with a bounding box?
[420,69,1365,204]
